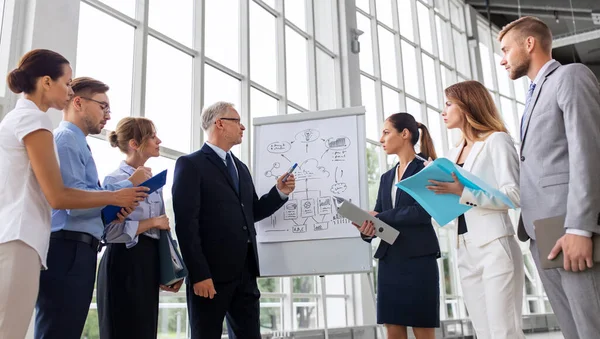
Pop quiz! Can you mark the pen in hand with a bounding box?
[282,163,298,183]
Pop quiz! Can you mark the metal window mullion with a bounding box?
[82,0,139,27]
[330,0,343,109]
[283,277,294,330]
[252,0,278,16]
[204,57,243,81]
[369,0,386,174]
[287,100,307,112]
[315,42,336,57]
[250,81,282,100]
[131,0,149,117]
[486,28,501,95]
[306,0,318,111]
[409,0,425,122]
[391,0,406,110]
[430,3,448,153]
[240,0,251,166]
[437,258,448,320]
[191,0,205,150]
[428,2,439,59]
[148,28,198,57]
[276,0,288,114]
[344,274,355,326]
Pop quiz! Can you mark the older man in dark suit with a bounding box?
[173,101,295,339]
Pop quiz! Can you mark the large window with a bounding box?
[73,0,344,336]
[356,0,471,321]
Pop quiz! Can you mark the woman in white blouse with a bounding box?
[0,49,147,339]
[97,117,181,339]
[427,80,525,339]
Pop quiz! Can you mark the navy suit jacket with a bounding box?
[172,144,287,284]
[364,159,440,259]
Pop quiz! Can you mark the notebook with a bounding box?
[534,215,600,269]
[101,170,168,223]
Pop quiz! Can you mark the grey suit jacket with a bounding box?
[517,60,600,241]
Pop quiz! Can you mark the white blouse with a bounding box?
[0,99,58,269]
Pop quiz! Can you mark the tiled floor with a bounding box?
[525,332,564,339]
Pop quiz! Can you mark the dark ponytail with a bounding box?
[6,49,69,94]
[417,123,437,160]
[387,113,438,160]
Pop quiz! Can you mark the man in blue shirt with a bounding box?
[34,77,151,339]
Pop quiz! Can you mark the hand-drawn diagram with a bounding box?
[255,115,360,243]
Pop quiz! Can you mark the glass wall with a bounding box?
[356,0,472,320]
[74,0,346,336]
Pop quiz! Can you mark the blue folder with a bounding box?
[101,169,168,223]
[396,158,515,226]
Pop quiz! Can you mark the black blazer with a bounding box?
[364,159,440,259]
[172,144,287,284]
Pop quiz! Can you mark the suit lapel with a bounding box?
[449,141,464,163]
[463,140,485,171]
[521,61,561,151]
[201,145,239,196]
[395,161,420,207]
[382,165,395,210]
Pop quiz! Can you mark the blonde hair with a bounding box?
[498,16,552,54]
[444,81,508,142]
[108,117,156,153]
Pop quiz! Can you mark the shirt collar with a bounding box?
[15,98,42,111]
[119,160,136,176]
[531,59,556,86]
[205,141,231,162]
[58,121,87,143]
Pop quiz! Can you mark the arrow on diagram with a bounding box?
[306,144,309,153]
[321,149,329,159]
[281,154,291,163]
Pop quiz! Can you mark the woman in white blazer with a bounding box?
[427,80,525,339]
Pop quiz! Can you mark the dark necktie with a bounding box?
[226,153,239,194]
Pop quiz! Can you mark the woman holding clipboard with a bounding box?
[356,113,440,339]
[97,117,181,339]
[427,80,524,339]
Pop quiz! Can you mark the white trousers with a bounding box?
[0,240,41,339]
[457,234,526,339]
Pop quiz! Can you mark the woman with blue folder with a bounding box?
[97,117,181,339]
[356,113,440,339]
[427,80,524,339]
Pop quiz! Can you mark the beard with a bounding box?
[509,54,530,80]
[83,116,103,135]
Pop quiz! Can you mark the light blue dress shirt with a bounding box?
[51,122,132,239]
[204,142,288,199]
[103,161,163,248]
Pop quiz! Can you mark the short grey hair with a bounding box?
[201,101,235,131]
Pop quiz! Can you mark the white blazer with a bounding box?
[447,131,520,247]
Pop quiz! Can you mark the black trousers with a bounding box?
[187,244,261,339]
[35,237,98,339]
[97,235,160,339]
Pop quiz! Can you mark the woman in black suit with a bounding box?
[357,113,441,339]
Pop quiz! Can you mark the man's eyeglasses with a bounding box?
[217,117,242,125]
[80,97,111,115]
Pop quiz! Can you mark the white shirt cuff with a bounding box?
[565,228,593,237]
[276,186,289,200]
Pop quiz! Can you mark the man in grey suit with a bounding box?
[498,16,600,339]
